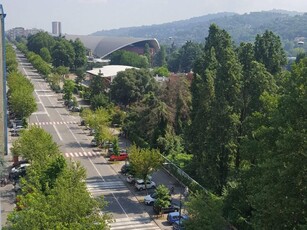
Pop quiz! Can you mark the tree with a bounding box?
[144,43,152,66]
[7,71,37,119]
[154,45,167,67]
[128,145,163,192]
[154,185,172,214]
[243,58,307,229]
[168,41,202,73]
[254,30,287,75]
[184,191,227,230]
[110,50,149,68]
[189,24,242,194]
[11,126,60,165]
[39,47,52,63]
[71,38,87,69]
[10,89,37,119]
[6,44,18,72]
[51,39,75,68]
[153,66,169,77]
[7,162,110,229]
[89,75,107,98]
[90,93,109,110]
[27,32,55,54]
[63,79,75,102]
[110,68,158,106]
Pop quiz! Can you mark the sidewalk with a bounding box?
[0,154,16,228]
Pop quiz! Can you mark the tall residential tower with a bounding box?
[52,21,61,36]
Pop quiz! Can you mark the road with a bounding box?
[15,50,162,230]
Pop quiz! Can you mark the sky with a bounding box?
[2,0,307,35]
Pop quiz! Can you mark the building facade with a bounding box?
[52,21,61,36]
[0,5,7,155]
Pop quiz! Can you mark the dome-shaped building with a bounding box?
[65,34,160,59]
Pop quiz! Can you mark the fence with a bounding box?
[159,153,206,193]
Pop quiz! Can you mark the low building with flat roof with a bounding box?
[82,65,137,88]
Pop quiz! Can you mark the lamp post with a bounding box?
[179,193,182,226]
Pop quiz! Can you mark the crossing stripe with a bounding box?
[63,152,101,158]
[109,217,160,230]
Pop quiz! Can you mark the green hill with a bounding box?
[92,10,306,55]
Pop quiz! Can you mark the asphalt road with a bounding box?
[15,51,166,230]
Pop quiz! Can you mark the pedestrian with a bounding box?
[170,186,174,194]
[183,186,189,197]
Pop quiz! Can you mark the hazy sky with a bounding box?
[2,0,307,35]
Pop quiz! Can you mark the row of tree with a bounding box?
[6,44,37,124]
[25,32,87,71]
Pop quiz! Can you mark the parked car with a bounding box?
[12,160,29,168]
[173,217,188,230]
[91,139,98,147]
[11,163,30,174]
[89,129,96,136]
[121,164,132,174]
[71,106,81,112]
[167,212,188,224]
[14,125,24,132]
[135,179,156,191]
[127,175,152,184]
[109,153,128,161]
[153,203,180,214]
[126,175,136,184]
[144,192,158,205]
[10,163,30,181]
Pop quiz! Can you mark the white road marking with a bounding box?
[53,125,63,141]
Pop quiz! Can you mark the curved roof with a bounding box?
[65,34,160,58]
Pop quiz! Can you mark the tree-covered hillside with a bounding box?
[92,10,307,55]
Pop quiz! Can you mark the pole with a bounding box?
[179,193,182,226]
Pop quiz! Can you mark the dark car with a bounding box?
[153,203,180,214]
[121,164,132,174]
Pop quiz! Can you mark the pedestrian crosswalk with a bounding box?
[64,151,102,158]
[30,121,78,126]
[109,217,160,230]
[86,178,130,195]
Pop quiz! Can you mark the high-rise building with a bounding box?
[52,21,61,36]
[0,4,7,156]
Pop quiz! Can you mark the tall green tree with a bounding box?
[245,58,307,229]
[51,39,75,68]
[154,45,167,67]
[185,191,227,230]
[254,30,287,75]
[27,32,55,54]
[189,24,242,194]
[71,38,87,69]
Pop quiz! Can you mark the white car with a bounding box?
[135,179,156,191]
[144,192,158,205]
[127,175,152,184]
[11,163,30,174]
[126,175,136,184]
